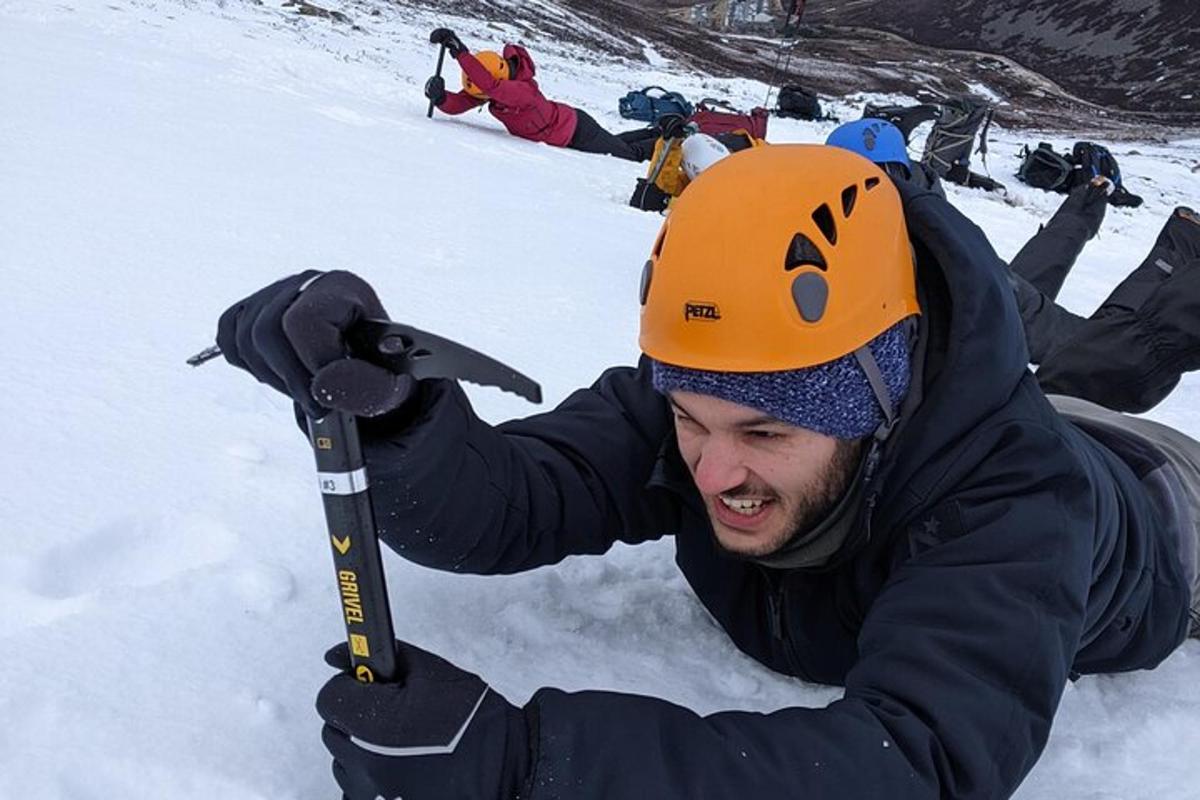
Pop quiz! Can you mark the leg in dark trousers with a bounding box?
[616,127,661,147]
[1036,207,1200,412]
[567,109,655,162]
[1009,178,1111,300]
[1009,271,1087,366]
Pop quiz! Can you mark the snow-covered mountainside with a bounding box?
[805,0,1200,118]
[631,0,1199,127]
[1,0,1197,797]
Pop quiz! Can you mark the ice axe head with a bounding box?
[349,319,542,404]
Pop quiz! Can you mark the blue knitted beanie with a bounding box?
[651,320,912,439]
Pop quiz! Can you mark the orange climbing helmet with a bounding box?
[461,51,510,99]
[638,144,920,373]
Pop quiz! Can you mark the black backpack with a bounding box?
[1017,142,1075,191]
[921,97,995,185]
[775,85,823,120]
[1017,142,1143,207]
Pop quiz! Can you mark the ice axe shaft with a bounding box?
[190,318,543,684]
[310,410,400,683]
[427,43,447,119]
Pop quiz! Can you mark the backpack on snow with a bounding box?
[689,99,770,140]
[921,96,999,188]
[1016,143,1076,192]
[1017,141,1143,207]
[618,86,695,124]
[774,85,823,121]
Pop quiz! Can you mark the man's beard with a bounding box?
[712,437,866,558]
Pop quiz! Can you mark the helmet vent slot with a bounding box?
[841,185,858,217]
[784,233,827,272]
[865,177,881,190]
[811,203,838,245]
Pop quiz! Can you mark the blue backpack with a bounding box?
[618,86,694,124]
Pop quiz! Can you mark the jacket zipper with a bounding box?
[835,490,877,632]
[763,569,806,678]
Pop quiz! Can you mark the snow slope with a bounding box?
[1,1,1197,798]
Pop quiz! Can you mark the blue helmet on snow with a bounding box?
[826,119,910,168]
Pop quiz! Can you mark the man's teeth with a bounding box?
[719,497,768,515]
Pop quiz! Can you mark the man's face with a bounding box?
[670,391,863,558]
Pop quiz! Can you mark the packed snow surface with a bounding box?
[1,1,1197,798]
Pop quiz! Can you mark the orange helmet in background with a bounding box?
[638,144,920,374]
[461,51,510,99]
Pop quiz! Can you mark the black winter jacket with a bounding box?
[357,181,1191,798]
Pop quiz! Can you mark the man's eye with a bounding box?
[748,430,781,440]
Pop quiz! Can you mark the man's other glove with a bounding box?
[317,640,534,800]
[215,271,417,419]
[1056,176,1111,239]
[424,75,447,106]
[429,28,466,57]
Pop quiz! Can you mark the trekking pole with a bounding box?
[190,320,542,685]
[764,0,801,108]
[427,43,447,119]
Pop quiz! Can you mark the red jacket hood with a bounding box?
[502,44,536,80]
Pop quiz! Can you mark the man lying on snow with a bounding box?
[827,117,1200,415]
[217,145,1200,800]
[424,27,659,163]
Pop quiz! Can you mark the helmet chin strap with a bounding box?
[852,314,919,444]
[852,344,898,441]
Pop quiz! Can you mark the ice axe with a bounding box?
[190,320,542,683]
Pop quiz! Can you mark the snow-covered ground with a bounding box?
[1,1,1197,797]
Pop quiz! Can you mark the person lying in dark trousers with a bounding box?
[424,28,658,162]
[1010,194,1200,413]
[216,145,1200,800]
[826,119,1200,414]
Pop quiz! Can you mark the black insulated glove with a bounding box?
[429,27,466,57]
[424,75,446,106]
[317,640,534,800]
[1057,176,1111,239]
[215,270,417,419]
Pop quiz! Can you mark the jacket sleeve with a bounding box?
[436,89,485,115]
[455,50,536,108]
[521,419,1094,799]
[359,358,677,574]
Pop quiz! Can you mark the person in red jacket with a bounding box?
[423,28,659,162]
